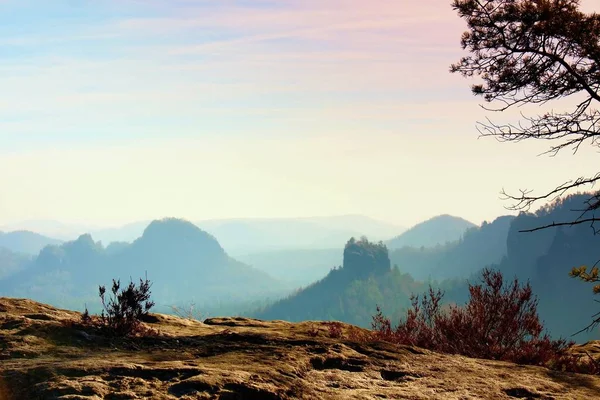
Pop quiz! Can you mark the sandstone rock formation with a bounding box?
[1,297,599,399]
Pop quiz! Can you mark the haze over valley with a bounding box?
[1,196,599,342]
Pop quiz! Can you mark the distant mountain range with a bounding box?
[0,215,405,256]
[1,214,476,260]
[0,218,292,314]
[0,220,98,241]
[0,214,470,290]
[0,213,507,292]
[2,200,598,342]
[234,214,477,286]
[0,230,62,255]
[389,215,514,281]
[197,215,405,256]
[254,194,600,342]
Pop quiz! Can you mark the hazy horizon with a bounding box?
[1,0,597,229]
[0,212,492,235]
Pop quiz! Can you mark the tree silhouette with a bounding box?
[451,0,600,222]
[450,0,600,331]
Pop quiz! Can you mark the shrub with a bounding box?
[81,306,92,325]
[373,286,444,350]
[96,274,156,337]
[325,321,344,339]
[371,269,594,372]
[169,301,202,321]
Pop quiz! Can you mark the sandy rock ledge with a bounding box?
[1,297,599,399]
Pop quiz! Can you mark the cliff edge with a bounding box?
[1,297,599,399]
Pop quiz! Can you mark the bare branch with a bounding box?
[501,175,600,212]
[451,0,600,333]
[518,218,600,233]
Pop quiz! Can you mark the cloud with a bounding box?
[9,0,589,226]
[112,1,463,54]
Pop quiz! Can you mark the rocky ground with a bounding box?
[1,297,599,399]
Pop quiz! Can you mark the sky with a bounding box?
[0,0,598,229]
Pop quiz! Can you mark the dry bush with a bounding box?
[74,274,157,338]
[372,269,598,374]
[325,321,344,339]
[169,301,203,321]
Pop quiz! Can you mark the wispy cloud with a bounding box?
[7,0,577,225]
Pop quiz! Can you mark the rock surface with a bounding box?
[1,297,599,399]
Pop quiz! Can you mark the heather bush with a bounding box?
[80,306,92,325]
[94,274,156,337]
[325,321,344,339]
[371,269,599,373]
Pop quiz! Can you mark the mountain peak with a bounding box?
[343,237,390,277]
[136,218,226,258]
[387,214,476,250]
[142,218,215,240]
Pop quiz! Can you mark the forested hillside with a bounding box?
[389,215,513,281]
[254,237,466,327]
[255,195,600,342]
[493,194,600,341]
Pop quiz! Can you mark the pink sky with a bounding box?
[0,0,597,228]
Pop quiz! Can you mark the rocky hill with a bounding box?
[254,237,420,326]
[0,218,289,313]
[1,297,599,399]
